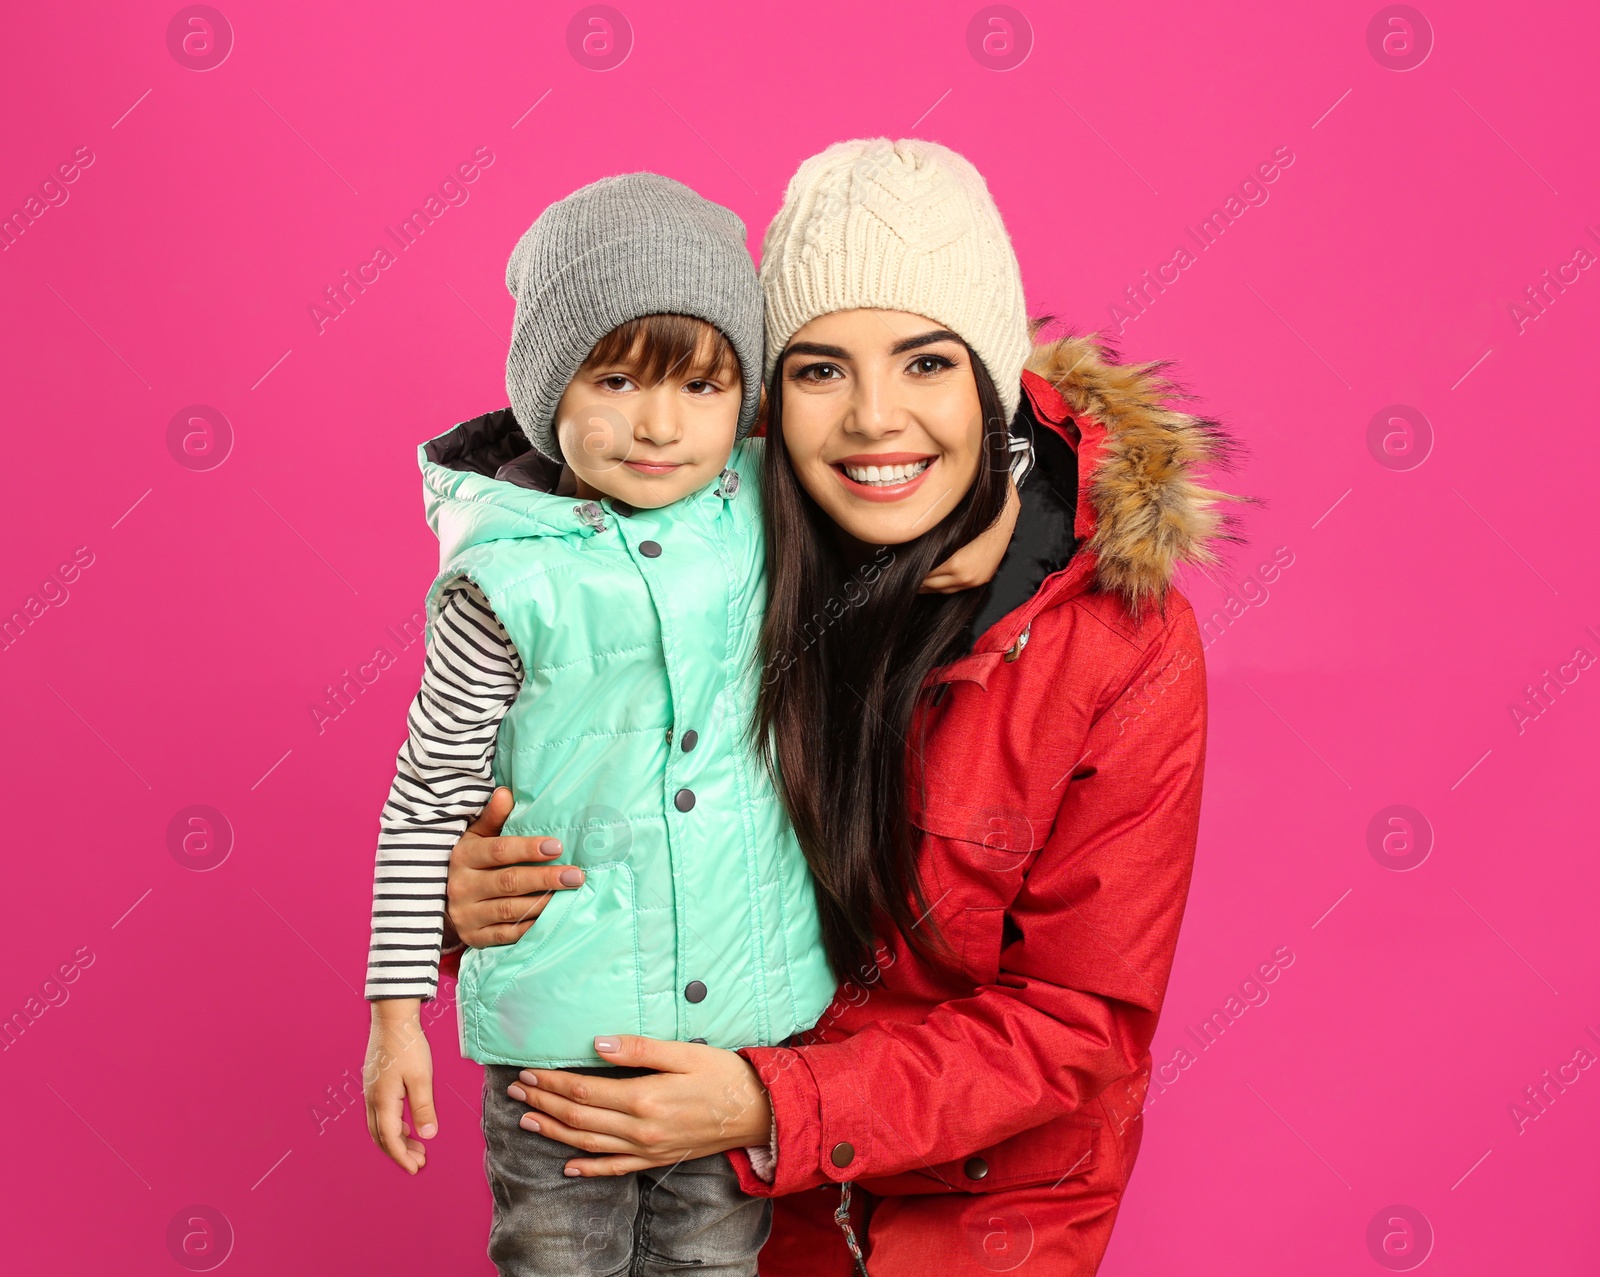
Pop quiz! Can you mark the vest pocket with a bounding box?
[464,862,644,1065]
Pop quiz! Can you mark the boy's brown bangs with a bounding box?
[580,314,740,385]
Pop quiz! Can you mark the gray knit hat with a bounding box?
[504,173,763,461]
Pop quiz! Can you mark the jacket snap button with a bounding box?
[1004,625,1031,662]
[639,540,662,558]
[665,727,673,745]
[611,500,635,517]
[674,788,696,812]
[684,980,707,1003]
[964,1157,990,1181]
[830,1141,855,1168]
[689,1036,707,1044]
[680,729,698,752]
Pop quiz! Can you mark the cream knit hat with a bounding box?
[760,138,1032,422]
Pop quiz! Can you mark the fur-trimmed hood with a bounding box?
[1025,333,1242,613]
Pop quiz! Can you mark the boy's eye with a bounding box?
[908,354,956,376]
[683,379,722,395]
[600,374,635,391]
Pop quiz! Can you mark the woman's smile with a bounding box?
[777,309,984,545]
[832,452,938,501]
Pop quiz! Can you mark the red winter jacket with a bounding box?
[733,336,1233,1276]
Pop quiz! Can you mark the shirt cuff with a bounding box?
[743,1115,778,1183]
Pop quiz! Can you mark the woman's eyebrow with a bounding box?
[889,329,962,355]
[785,342,850,358]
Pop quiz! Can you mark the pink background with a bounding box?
[3,1,1597,1272]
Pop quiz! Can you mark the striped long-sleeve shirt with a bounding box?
[364,578,522,1001]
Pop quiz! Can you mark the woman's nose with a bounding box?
[845,376,901,438]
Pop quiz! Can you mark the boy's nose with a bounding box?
[632,395,683,445]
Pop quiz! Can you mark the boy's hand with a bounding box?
[364,1000,437,1174]
[920,475,1020,594]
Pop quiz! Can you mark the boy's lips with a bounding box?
[622,460,684,474]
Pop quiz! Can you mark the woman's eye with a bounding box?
[793,362,842,383]
[909,354,955,376]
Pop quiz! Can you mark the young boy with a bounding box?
[361,174,837,1276]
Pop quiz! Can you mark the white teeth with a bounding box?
[842,459,931,485]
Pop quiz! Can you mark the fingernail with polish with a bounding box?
[540,838,562,856]
[518,1070,540,1087]
[595,1036,620,1053]
[560,868,584,886]
[563,1167,581,1177]
[520,1115,540,1133]
[507,1085,526,1101]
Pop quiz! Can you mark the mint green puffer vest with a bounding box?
[420,409,835,1068]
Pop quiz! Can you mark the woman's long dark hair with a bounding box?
[756,346,1014,980]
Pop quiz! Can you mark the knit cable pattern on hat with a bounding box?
[760,138,1031,422]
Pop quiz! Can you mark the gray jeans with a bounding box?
[481,1065,772,1276]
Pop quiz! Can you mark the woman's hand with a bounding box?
[920,474,1020,593]
[445,787,585,948]
[363,999,436,1174]
[507,1035,773,1177]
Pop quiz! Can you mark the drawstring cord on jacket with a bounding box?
[834,1182,870,1276]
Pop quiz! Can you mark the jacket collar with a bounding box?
[933,338,1240,688]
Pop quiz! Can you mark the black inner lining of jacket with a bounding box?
[951,397,1080,658]
[427,408,562,491]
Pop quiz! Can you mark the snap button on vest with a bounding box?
[830,1142,855,1168]
[689,1037,707,1044]
[639,540,662,558]
[674,788,696,811]
[964,1156,990,1181]
[684,980,707,1003]
[680,729,698,752]
[611,500,635,517]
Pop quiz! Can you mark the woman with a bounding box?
[440,139,1234,1274]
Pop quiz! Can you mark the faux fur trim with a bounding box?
[1025,331,1245,614]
